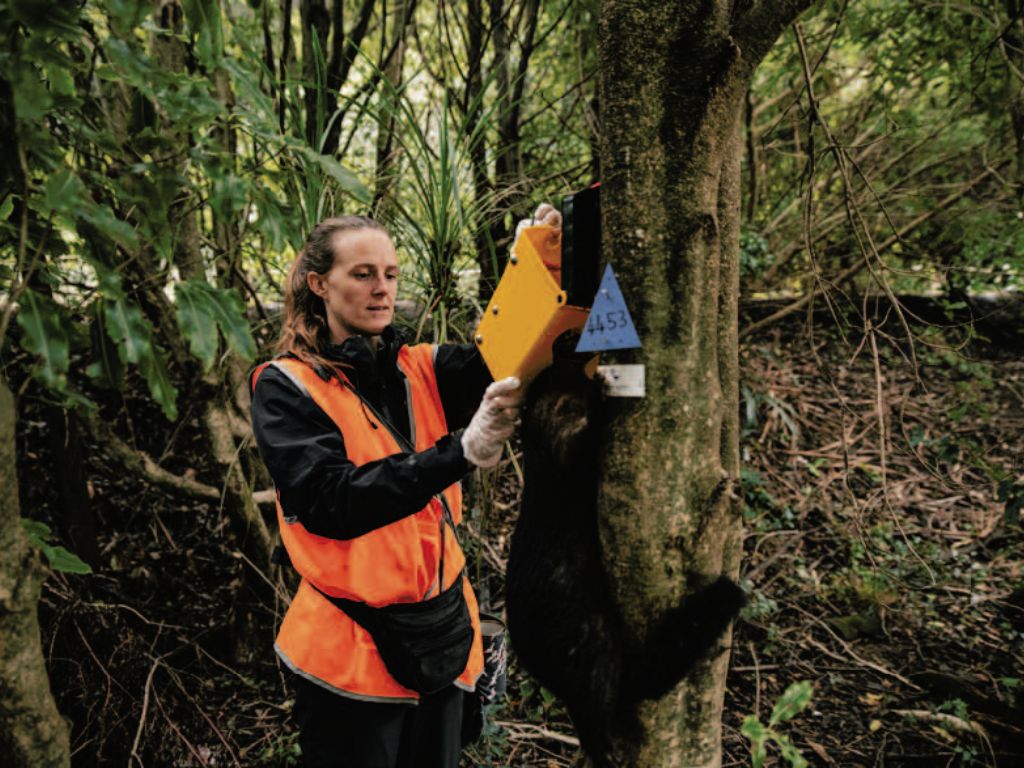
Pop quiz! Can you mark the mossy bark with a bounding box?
[596,2,811,765]
[0,378,71,767]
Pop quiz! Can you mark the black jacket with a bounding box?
[250,327,492,541]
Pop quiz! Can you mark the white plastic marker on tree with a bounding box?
[597,364,645,398]
[576,264,645,397]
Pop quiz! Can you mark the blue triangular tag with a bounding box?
[575,264,641,353]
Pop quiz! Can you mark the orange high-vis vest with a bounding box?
[251,344,484,703]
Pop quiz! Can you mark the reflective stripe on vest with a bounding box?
[251,345,483,702]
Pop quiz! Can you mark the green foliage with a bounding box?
[740,231,775,281]
[21,519,92,574]
[948,208,1024,292]
[741,466,796,531]
[998,480,1024,527]
[741,578,780,622]
[174,280,257,371]
[102,298,177,419]
[364,64,512,340]
[747,0,1023,296]
[999,677,1021,712]
[257,730,301,766]
[16,289,70,390]
[0,0,372,422]
[741,681,814,768]
[86,300,124,388]
[0,0,601,429]
[181,0,224,69]
[468,710,513,766]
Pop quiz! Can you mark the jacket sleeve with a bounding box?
[251,365,471,541]
[433,343,493,432]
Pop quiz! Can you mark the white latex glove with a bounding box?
[514,202,562,245]
[462,377,524,468]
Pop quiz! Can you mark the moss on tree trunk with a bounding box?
[0,377,70,767]
[596,1,811,764]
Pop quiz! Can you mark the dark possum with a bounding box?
[505,355,747,766]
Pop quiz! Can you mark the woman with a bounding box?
[250,214,534,768]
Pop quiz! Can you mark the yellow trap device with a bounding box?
[474,186,602,383]
[473,227,586,382]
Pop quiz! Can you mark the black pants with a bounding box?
[292,677,464,768]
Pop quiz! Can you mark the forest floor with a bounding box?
[19,311,1024,768]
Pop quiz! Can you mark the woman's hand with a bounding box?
[514,203,562,245]
[461,377,524,468]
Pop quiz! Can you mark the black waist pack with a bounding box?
[314,386,474,694]
[312,571,474,695]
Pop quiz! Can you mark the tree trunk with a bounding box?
[596,2,810,764]
[44,406,100,570]
[300,0,331,148]
[321,0,376,157]
[372,0,414,216]
[153,0,275,663]
[0,377,71,768]
[466,0,502,301]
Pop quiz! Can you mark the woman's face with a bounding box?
[307,228,399,344]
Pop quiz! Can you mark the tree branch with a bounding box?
[337,0,376,91]
[84,414,275,509]
[740,164,1007,338]
[732,0,817,65]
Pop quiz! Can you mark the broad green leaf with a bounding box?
[22,519,51,541]
[752,741,767,768]
[253,189,294,252]
[209,172,247,220]
[741,716,769,768]
[79,205,138,250]
[101,43,219,130]
[175,280,256,369]
[297,145,370,203]
[182,0,224,69]
[86,300,124,387]
[16,289,69,389]
[222,59,275,122]
[42,58,75,97]
[137,345,179,421]
[175,87,224,122]
[174,282,219,369]
[107,0,151,37]
[101,39,157,90]
[0,197,13,222]
[77,222,126,298]
[124,164,183,231]
[104,298,149,365]
[777,734,809,768]
[44,168,85,215]
[770,681,813,726]
[44,544,93,574]
[104,299,178,420]
[740,715,769,741]
[21,519,92,574]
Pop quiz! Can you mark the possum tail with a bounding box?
[624,576,747,702]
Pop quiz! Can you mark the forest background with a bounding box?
[1,0,1023,765]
